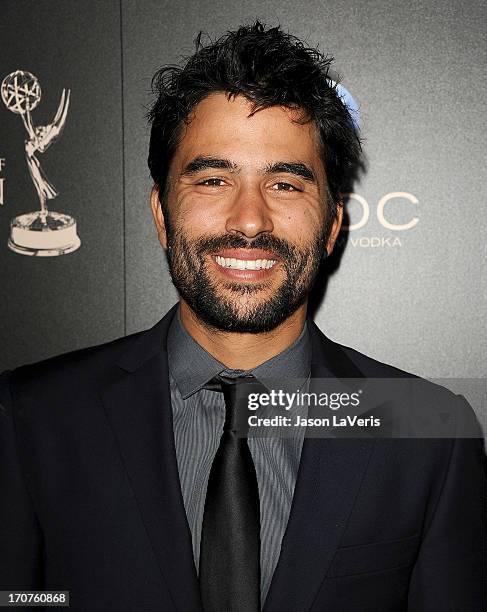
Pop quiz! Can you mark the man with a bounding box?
[1,21,486,612]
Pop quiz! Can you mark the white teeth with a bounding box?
[215,256,277,270]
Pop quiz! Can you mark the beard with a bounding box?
[165,218,330,333]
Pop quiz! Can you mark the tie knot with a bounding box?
[203,374,260,434]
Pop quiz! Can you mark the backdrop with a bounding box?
[1,0,485,433]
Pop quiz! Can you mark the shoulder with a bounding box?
[16,329,143,376]
[1,303,178,421]
[340,342,418,379]
[309,319,482,438]
[6,305,178,397]
[339,341,455,400]
[2,329,145,410]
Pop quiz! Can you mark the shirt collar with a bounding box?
[167,304,311,399]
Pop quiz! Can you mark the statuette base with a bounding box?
[8,210,81,256]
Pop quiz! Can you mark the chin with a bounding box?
[189,296,304,334]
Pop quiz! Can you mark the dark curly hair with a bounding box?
[147,21,362,222]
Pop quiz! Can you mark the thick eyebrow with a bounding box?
[181,156,238,176]
[263,161,316,183]
[180,156,316,184]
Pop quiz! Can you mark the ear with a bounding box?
[150,185,168,249]
[326,200,343,255]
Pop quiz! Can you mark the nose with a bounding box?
[225,183,274,238]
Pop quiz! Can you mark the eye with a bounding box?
[198,178,226,187]
[272,182,300,192]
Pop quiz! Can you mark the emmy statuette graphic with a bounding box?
[1,70,81,255]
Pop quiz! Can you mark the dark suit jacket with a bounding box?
[1,303,486,611]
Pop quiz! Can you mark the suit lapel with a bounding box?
[263,319,376,611]
[99,303,202,612]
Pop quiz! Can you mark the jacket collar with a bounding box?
[115,302,179,373]
[307,316,365,380]
[116,303,364,381]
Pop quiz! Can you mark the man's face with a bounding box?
[151,92,342,333]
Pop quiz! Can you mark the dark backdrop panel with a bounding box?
[0,0,124,370]
[121,0,486,430]
[1,2,485,429]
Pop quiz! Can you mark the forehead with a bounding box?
[172,92,323,171]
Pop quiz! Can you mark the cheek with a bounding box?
[279,205,324,244]
[172,192,226,235]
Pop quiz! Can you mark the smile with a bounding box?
[214,256,278,270]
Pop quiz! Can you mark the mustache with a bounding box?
[192,233,299,261]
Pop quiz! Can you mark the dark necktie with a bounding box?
[199,374,261,612]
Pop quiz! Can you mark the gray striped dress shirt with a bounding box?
[167,306,311,605]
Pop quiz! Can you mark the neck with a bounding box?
[179,299,308,370]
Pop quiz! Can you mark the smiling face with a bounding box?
[150,92,342,333]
